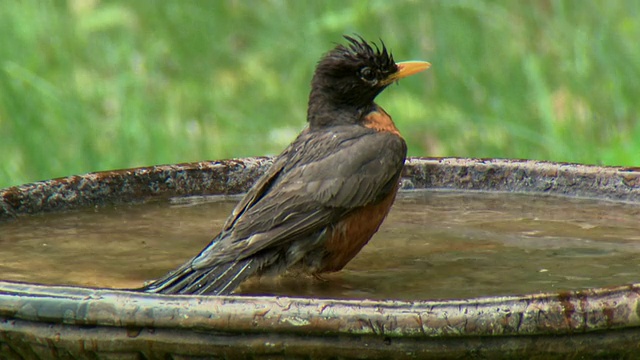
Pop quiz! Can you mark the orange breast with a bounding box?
[362,106,401,137]
[319,183,399,273]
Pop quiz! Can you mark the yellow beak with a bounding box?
[381,61,431,85]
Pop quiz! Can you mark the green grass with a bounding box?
[1,1,639,188]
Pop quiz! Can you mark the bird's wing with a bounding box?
[191,126,407,269]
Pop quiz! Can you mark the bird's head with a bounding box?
[308,35,430,126]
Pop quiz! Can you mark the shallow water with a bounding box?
[1,190,639,300]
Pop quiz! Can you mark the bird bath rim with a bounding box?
[1,157,640,358]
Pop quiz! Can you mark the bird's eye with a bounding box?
[360,67,376,82]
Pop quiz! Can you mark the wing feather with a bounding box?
[190,125,406,270]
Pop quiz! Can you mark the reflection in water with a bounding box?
[1,191,639,300]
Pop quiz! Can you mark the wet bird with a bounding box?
[142,36,430,295]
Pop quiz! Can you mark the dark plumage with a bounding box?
[141,35,430,295]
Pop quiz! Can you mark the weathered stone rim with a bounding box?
[1,157,639,358]
[2,157,639,220]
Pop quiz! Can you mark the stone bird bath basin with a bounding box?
[1,157,640,359]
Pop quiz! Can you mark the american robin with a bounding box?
[142,35,430,295]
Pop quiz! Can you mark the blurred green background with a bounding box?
[1,0,639,189]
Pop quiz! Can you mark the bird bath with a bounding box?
[1,157,640,359]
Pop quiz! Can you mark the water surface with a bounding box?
[1,190,639,300]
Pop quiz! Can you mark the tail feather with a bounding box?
[189,259,256,295]
[140,258,259,295]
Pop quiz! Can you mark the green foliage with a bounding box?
[1,0,639,188]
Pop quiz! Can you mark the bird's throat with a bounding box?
[362,106,401,137]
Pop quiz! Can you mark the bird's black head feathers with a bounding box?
[327,35,397,78]
[308,36,399,126]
